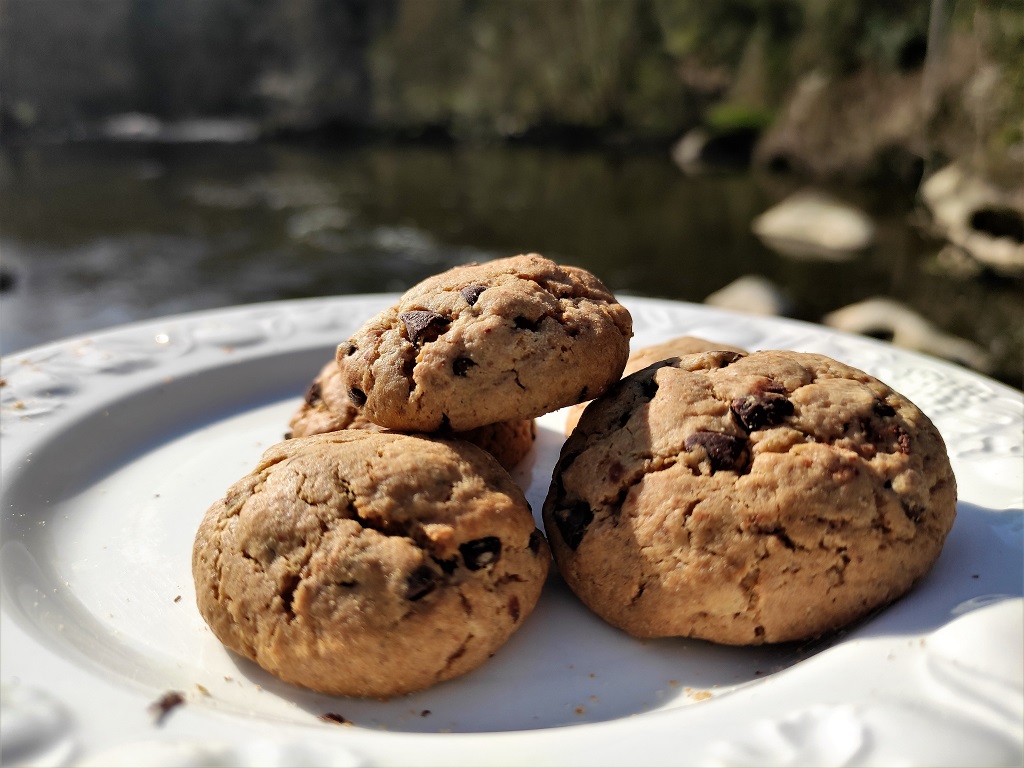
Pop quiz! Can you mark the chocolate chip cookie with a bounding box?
[543,350,957,644]
[193,431,550,698]
[287,358,537,470]
[564,336,747,435]
[336,254,633,432]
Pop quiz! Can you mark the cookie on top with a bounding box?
[287,357,537,471]
[337,253,633,432]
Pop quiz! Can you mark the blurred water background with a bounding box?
[1,0,1021,387]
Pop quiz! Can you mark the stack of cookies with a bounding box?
[192,253,957,700]
[192,254,634,697]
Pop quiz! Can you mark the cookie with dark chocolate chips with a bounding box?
[542,349,957,644]
[287,358,538,470]
[193,431,550,698]
[336,253,633,432]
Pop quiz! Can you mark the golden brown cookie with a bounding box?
[337,254,633,432]
[287,358,537,470]
[193,431,550,698]
[543,350,957,644]
[563,336,747,435]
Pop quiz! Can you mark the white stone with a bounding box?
[823,297,992,373]
[752,190,875,260]
[704,275,789,316]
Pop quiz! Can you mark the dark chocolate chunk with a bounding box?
[347,386,367,406]
[460,285,486,305]
[304,380,323,406]
[553,501,594,550]
[432,555,458,574]
[731,392,794,432]
[509,595,521,622]
[684,431,748,472]
[459,536,502,570]
[405,565,438,601]
[400,310,450,345]
[453,356,476,376]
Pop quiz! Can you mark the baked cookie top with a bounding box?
[287,358,538,470]
[543,349,957,644]
[193,431,550,698]
[337,254,633,431]
[564,335,747,435]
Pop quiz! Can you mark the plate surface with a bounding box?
[2,295,1022,767]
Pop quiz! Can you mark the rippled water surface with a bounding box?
[1,142,1020,387]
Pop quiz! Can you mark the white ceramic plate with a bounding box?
[2,295,1021,768]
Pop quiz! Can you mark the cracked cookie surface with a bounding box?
[542,349,957,644]
[193,431,550,698]
[336,253,633,432]
[287,358,538,470]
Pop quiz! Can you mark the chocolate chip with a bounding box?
[459,537,502,570]
[453,356,476,376]
[684,431,748,472]
[553,501,594,550]
[460,285,486,305]
[400,310,450,345]
[406,565,437,601]
[304,380,323,406]
[347,386,366,406]
[731,392,794,432]
[432,555,458,574]
[509,595,521,622]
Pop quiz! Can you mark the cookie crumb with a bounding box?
[195,684,210,696]
[173,595,181,603]
[319,712,351,725]
[149,691,185,725]
[421,709,431,717]
[574,705,586,715]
